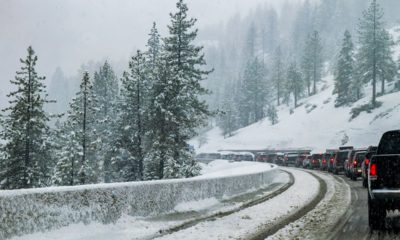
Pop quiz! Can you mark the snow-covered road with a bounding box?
[154,168,320,240]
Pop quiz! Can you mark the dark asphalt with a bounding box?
[332,175,400,240]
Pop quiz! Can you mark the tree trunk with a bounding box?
[25,62,32,188]
[372,0,377,107]
[81,80,87,185]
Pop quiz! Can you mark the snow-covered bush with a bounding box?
[0,166,278,239]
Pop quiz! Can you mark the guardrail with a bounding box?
[0,163,279,239]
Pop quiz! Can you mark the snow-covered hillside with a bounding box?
[193,75,400,153]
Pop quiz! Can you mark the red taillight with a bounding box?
[365,159,370,165]
[370,164,377,176]
[323,159,327,164]
[330,158,334,163]
[353,160,357,166]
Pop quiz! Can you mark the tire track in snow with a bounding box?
[150,170,294,240]
[248,170,327,240]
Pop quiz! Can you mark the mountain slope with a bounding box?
[193,75,400,153]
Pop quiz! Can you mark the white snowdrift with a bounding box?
[0,161,278,239]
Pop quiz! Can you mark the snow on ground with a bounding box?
[153,168,319,240]
[267,170,351,240]
[10,161,279,240]
[194,74,400,153]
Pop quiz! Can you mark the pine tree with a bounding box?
[116,51,149,181]
[334,30,355,106]
[357,0,395,106]
[53,72,99,186]
[0,46,54,189]
[287,62,304,108]
[266,104,278,125]
[302,31,323,96]
[272,47,284,106]
[92,61,119,183]
[243,22,257,63]
[377,30,396,95]
[143,23,163,180]
[158,0,211,178]
[242,58,267,124]
[218,83,238,137]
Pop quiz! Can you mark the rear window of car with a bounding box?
[356,152,366,161]
[312,154,322,159]
[378,131,400,155]
[337,151,350,160]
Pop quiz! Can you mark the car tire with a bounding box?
[368,193,386,230]
[363,179,367,188]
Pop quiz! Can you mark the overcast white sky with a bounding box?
[0,0,304,107]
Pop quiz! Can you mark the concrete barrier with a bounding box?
[0,164,279,239]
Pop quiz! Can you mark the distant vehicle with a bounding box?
[266,153,277,163]
[333,149,352,174]
[256,152,268,162]
[195,152,222,162]
[274,153,285,165]
[232,152,255,162]
[326,149,338,172]
[302,155,312,169]
[310,153,322,169]
[296,154,308,168]
[368,130,400,230]
[345,148,367,178]
[283,153,298,166]
[348,151,366,181]
[221,152,236,161]
[361,146,378,188]
[320,153,331,171]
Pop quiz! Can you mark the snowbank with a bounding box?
[0,161,278,239]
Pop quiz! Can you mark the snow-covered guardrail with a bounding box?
[0,162,278,239]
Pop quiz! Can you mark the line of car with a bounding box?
[255,146,376,184]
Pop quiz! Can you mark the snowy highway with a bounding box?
[9,163,400,240]
[330,174,400,240]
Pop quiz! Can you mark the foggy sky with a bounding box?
[0,0,304,108]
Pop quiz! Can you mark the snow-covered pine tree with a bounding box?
[0,46,54,189]
[161,0,211,178]
[287,61,304,108]
[51,119,81,186]
[272,46,284,106]
[243,22,257,64]
[144,59,175,180]
[266,104,278,125]
[92,61,119,183]
[376,30,396,95]
[356,0,394,106]
[301,31,323,96]
[143,23,164,180]
[218,83,238,137]
[243,58,267,124]
[53,72,99,186]
[334,30,355,106]
[116,51,148,181]
[146,22,162,70]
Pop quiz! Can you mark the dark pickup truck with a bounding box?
[368,130,400,230]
